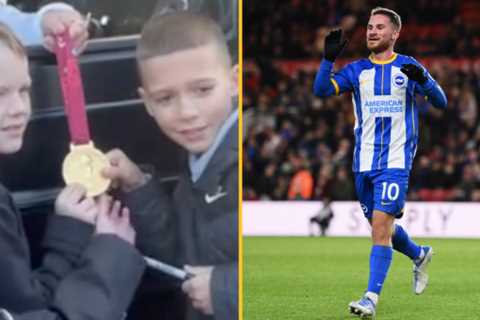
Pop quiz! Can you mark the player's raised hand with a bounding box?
[95,195,136,245]
[401,64,427,84]
[181,265,214,315]
[55,184,98,224]
[101,149,149,192]
[324,29,348,62]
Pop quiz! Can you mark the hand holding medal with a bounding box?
[55,31,111,197]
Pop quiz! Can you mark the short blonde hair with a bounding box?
[0,23,26,57]
[137,11,230,66]
[371,7,402,31]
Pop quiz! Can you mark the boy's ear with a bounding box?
[230,64,239,97]
[138,87,155,117]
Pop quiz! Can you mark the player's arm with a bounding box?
[401,62,448,109]
[313,29,352,97]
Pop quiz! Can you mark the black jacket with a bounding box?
[0,182,146,318]
[0,184,93,312]
[0,234,146,320]
[125,120,238,320]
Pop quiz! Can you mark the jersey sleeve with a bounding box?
[410,58,448,109]
[313,60,354,97]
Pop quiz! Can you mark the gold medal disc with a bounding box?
[62,142,111,197]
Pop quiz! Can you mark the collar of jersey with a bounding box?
[369,53,397,65]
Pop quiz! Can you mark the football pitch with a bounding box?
[244,237,480,319]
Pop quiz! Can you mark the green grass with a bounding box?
[244,237,480,319]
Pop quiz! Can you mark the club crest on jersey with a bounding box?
[393,73,406,88]
[361,204,368,213]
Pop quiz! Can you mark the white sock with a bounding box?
[365,291,379,305]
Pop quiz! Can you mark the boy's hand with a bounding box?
[102,149,149,192]
[324,29,348,62]
[55,184,98,224]
[42,9,89,53]
[181,265,214,315]
[95,195,136,245]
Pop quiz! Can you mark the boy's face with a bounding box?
[0,45,31,154]
[139,44,237,154]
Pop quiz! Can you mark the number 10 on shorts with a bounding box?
[381,182,400,201]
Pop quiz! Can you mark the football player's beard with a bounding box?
[368,39,391,54]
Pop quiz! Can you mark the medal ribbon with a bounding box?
[55,32,91,145]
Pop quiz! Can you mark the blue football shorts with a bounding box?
[354,169,409,220]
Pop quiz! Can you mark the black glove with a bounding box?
[324,29,348,62]
[400,64,428,84]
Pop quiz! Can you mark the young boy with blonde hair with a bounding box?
[0,23,145,319]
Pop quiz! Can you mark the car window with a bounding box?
[10,0,237,42]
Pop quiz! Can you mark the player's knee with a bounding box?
[371,223,392,244]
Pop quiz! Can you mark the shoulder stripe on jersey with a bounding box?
[330,78,340,95]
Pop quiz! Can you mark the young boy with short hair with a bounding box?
[103,11,238,320]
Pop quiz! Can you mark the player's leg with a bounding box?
[320,216,331,236]
[392,224,421,259]
[319,220,326,236]
[381,169,433,294]
[309,218,318,236]
[388,169,422,259]
[392,225,433,295]
[353,172,375,220]
[368,170,405,302]
[349,210,394,318]
[351,168,421,317]
[368,210,395,296]
[349,173,380,318]
[393,223,434,294]
[411,243,433,294]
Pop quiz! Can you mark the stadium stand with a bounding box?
[244,0,480,201]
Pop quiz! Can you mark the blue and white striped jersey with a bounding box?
[313,53,447,172]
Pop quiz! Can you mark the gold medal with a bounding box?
[62,142,111,197]
[55,32,111,197]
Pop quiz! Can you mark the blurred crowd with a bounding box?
[244,0,480,201]
[245,0,480,60]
